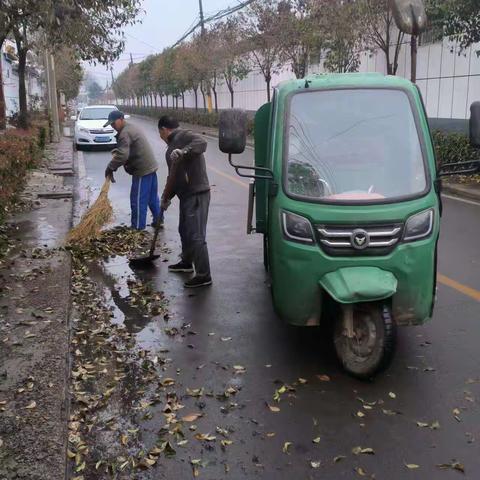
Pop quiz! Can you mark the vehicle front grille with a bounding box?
[89,129,114,134]
[316,223,403,256]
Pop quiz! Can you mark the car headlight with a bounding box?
[282,211,315,244]
[79,127,90,134]
[403,209,434,241]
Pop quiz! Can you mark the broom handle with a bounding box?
[149,224,160,257]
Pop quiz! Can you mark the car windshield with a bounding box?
[286,89,427,202]
[80,108,115,120]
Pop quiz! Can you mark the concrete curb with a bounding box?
[442,183,480,203]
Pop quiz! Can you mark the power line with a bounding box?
[171,0,255,48]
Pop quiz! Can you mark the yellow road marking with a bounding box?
[438,274,480,302]
[209,164,480,302]
[208,165,249,189]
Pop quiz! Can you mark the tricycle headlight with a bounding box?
[403,209,434,241]
[282,211,315,244]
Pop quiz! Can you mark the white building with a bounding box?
[1,39,45,117]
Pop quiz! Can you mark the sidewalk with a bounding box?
[0,138,74,480]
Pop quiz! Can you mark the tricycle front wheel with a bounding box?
[333,302,396,380]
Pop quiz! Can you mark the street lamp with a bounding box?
[389,0,428,83]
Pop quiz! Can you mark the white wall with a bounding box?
[1,40,45,117]
[127,36,480,120]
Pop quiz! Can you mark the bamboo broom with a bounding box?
[67,179,113,244]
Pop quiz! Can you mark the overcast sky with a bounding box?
[86,0,236,86]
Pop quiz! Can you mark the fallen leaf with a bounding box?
[405,463,420,470]
[182,413,203,422]
[25,401,36,409]
[356,411,366,418]
[416,422,429,428]
[389,392,396,399]
[317,374,331,382]
[310,460,321,469]
[334,455,346,463]
[266,432,276,438]
[194,433,216,442]
[355,467,368,476]
[313,437,321,444]
[352,446,375,455]
[233,365,246,373]
[221,337,232,342]
[298,378,308,384]
[0,438,3,448]
[437,461,465,474]
[267,403,280,413]
[283,442,292,454]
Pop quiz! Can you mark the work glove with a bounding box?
[161,197,171,211]
[170,149,184,163]
[105,166,116,183]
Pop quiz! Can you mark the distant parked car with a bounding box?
[73,105,123,150]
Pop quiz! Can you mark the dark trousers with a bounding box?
[179,191,211,277]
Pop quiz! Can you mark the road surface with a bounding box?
[80,115,480,479]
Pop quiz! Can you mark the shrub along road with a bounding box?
[66,114,480,479]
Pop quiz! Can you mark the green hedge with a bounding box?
[0,128,45,223]
[433,131,480,182]
[122,106,254,135]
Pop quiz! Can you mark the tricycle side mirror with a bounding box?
[389,0,427,35]
[470,102,480,148]
[219,109,248,155]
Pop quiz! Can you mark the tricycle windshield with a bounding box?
[286,89,427,203]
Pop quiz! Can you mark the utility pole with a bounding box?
[44,49,60,142]
[110,67,117,106]
[198,0,213,113]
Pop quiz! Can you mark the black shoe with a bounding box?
[168,261,194,273]
[184,275,212,288]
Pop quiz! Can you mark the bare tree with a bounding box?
[239,0,283,102]
[322,0,365,73]
[215,18,251,108]
[277,0,322,79]
[360,0,404,75]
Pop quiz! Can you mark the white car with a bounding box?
[73,105,121,150]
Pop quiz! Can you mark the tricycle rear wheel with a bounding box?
[333,302,396,380]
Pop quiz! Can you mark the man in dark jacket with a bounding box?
[158,115,211,288]
[104,110,163,230]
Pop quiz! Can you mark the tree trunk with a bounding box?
[200,84,206,111]
[17,46,29,129]
[160,95,163,108]
[154,94,158,108]
[193,87,198,111]
[212,86,218,113]
[166,95,169,109]
[182,92,185,110]
[227,82,234,108]
[266,75,271,102]
[0,54,6,129]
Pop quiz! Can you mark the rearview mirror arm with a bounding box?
[228,154,274,180]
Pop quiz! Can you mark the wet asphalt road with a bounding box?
[80,116,480,480]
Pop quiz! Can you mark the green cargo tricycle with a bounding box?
[219,74,480,379]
